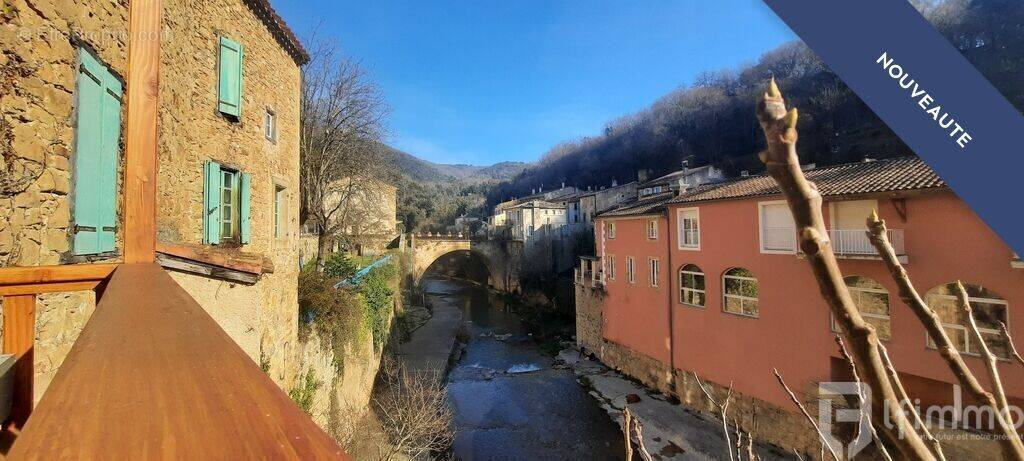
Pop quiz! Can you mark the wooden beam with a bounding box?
[2,295,35,429]
[0,264,117,286]
[122,0,161,264]
[0,281,103,296]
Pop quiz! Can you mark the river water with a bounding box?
[420,276,624,461]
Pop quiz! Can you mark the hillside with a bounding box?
[384,145,526,232]
[383,144,527,183]
[486,0,1022,207]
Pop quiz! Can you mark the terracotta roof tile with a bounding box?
[244,0,309,65]
[669,156,944,205]
[600,194,674,218]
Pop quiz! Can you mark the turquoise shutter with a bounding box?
[218,37,243,117]
[204,161,222,244]
[73,49,122,255]
[239,172,252,244]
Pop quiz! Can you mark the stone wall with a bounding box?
[575,283,823,457]
[0,0,304,397]
[0,0,130,400]
[155,0,303,388]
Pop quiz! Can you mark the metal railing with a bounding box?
[828,228,905,256]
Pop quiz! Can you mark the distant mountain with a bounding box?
[382,145,527,183]
[381,144,528,232]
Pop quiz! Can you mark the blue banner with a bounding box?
[762,0,1024,257]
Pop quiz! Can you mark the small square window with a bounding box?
[264,109,277,143]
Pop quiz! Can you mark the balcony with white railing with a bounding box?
[827,228,906,262]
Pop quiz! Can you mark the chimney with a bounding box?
[611,179,618,187]
[740,170,750,177]
[682,159,689,171]
[532,188,536,194]
[588,186,592,191]
[637,169,649,182]
[561,182,565,188]
[800,163,816,171]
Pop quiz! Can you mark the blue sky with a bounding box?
[275,1,796,166]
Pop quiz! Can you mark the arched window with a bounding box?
[925,283,1009,359]
[723,268,758,317]
[834,276,891,340]
[679,264,705,307]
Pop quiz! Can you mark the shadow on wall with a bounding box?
[422,250,490,285]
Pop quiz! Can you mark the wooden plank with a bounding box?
[157,253,259,285]
[0,264,117,285]
[122,0,160,264]
[156,242,271,275]
[0,281,101,296]
[2,295,35,429]
[7,264,346,459]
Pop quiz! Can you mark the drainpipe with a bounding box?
[665,209,676,390]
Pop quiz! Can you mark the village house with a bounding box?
[578,156,1024,454]
[0,0,308,400]
[299,177,398,264]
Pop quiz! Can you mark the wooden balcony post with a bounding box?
[123,0,161,263]
[3,294,35,428]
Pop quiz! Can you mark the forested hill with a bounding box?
[384,145,527,183]
[486,0,1023,207]
[385,145,526,232]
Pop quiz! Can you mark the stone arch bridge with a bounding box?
[402,234,521,293]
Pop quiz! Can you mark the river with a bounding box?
[420,276,625,461]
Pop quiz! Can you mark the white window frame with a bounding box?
[273,185,285,239]
[722,269,759,318]
[926,293,1009,358]
[607,254,616,281]
[758,200,797,254]
[677,207,700,250]
[649,258,660,287]
[626,256,635,284]
[607,221,616,239]
[647,219,658,240]
[264,108,277,143]
[679,265,705,307]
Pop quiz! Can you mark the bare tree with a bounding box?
[373,356,454,460]
[755,79,935,460]
[300,37,391,267]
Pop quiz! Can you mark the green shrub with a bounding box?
[323,252,359,280]
[358,261,396,350]
[298,269,364,371]
[289,369,320,414]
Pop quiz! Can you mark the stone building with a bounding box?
[299,177,398,264]
[0,0,308,397]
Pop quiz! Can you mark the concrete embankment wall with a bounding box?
[575,283,824,457]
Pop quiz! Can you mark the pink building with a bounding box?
[585,157,1024,422]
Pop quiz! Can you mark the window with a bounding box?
[606,221,616,239]
[274,185,285,238]
[723,268,759,317]
[759,201,796,253]
[72,48,122,255]
[925,283,1009,359]
[626,257,635,284]
[679,264,705,307]
[607,255,616,280]
[218,36,244,117]
[204,160,251,245]
[264,109,277,142]
[833,276,891,339]
[678,208,699,249]
[647,220,658,239]
[649,258,660,287]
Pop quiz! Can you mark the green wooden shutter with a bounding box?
[73,49,122,255]
[204,160,222,244]
[218,37,243,117]
[239,172,252,244]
